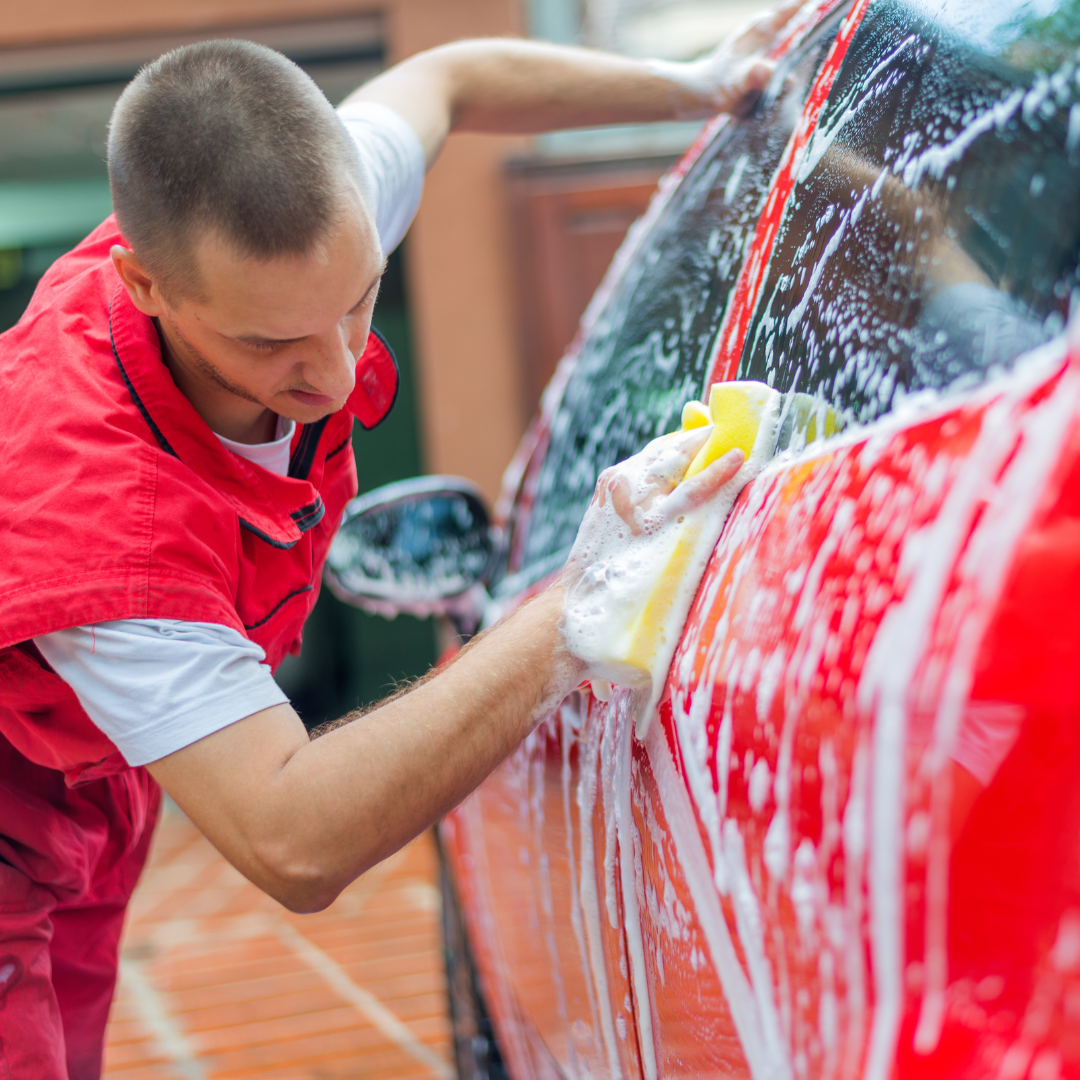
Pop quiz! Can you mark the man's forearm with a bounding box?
[149,586,583,912]
[432,40,702,131]
[347,28,779,166]
[347,40,695,166]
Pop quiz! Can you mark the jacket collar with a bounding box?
[108,282,326,550]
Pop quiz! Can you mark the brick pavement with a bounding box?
[103,803,454,1079]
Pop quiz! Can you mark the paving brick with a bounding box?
[104,809,452,1078]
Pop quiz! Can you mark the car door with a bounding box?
[445,0,1080,1074]
[626,0,1080,1075]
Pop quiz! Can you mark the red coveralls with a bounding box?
[0,217,398,1078]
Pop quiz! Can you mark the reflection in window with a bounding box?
[739,0,1080,423]
[512,14,844,584]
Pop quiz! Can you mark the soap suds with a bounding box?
[576,706,625,1079]
[561,386,782,737]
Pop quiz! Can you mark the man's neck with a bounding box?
[154,317,278,444]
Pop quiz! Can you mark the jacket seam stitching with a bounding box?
[243,584,315,630]
[109,298,179,458]
[145,449,158,617]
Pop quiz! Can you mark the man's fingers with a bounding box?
[610,475,643,535]
[636,426,711,485]
[770,0,809,31]
[671,447,746,511]
[728,0,806,55]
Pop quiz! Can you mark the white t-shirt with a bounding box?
[34,100,425,767]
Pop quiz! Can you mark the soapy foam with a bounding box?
[561,384,783,738]
[561,702,605,1069]
[614,699,659,1080]
[645,716,792,1080]
[499,330,1079,1079]
[529,726,578,1071]
[577,709,624,1078]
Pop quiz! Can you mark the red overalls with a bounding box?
[0,217,398,1078]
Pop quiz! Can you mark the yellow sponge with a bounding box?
[680,400,712,429]
[684,382,778,480]
[593,381,781,735]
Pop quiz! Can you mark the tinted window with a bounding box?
[739,0,1080,421]
[512,17,844,585]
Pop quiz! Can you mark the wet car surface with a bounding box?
[436,0,1080,1075]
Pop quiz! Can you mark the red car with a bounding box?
[329,0,1080,1074]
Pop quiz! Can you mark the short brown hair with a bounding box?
[108,39,360,297]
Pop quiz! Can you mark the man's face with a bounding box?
[117,186,386,440]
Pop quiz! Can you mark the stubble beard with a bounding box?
[162,313,265,406]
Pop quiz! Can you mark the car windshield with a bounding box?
[740,0,1080,421]
[512,0,1080,589]
[511,16,842,585]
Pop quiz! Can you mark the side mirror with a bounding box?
[325,476,497,636]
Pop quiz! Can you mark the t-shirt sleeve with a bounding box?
[34,620,290,766]
[336,99,426,256]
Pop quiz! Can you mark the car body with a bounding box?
[423,0,1080,1075]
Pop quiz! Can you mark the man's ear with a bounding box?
[111,245,167,317]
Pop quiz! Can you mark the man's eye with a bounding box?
[246,340,283,352]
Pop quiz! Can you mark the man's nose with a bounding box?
[305,323,365,400]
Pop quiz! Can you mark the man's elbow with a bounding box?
[249,839,348,914]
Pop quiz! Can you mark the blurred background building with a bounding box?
[0,0,768,725]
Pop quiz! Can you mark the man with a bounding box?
[0,15,790,1078]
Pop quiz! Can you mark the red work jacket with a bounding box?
[0,216,398,785]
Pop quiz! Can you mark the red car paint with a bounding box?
[442,0,1080,1075]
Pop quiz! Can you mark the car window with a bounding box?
[509,14,846,588]
[739,0,1080,423]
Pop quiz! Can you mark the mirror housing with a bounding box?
[325,476,497,635]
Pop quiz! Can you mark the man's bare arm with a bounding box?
[146,431,744,915]
[147,587,579,914]
[345,4,800,166]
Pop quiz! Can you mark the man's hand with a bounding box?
[646,0,807,118]
[346,1,803,166]
[558,426,745,703]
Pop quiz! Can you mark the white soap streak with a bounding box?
[645,718,791,1080]
[531,728,579,1075]
[857,337,1075,1076]
[902,87,1024,190]
[784,194,866,335]
[914,343,1080,1054]
[767,498,856,890]
[1067,102,1080,154]
[725,817,794,1078]
[672,644,730,890]
[601,706,622,931]
[841,738,870,1079]
[562,702,604,1073]
[716,679,736,826]
[796,36,916,184]
[614,698,659,1080]
[817,737,844,1080]
[577,709,625,1080]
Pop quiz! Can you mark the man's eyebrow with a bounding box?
[231,261,388,346]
